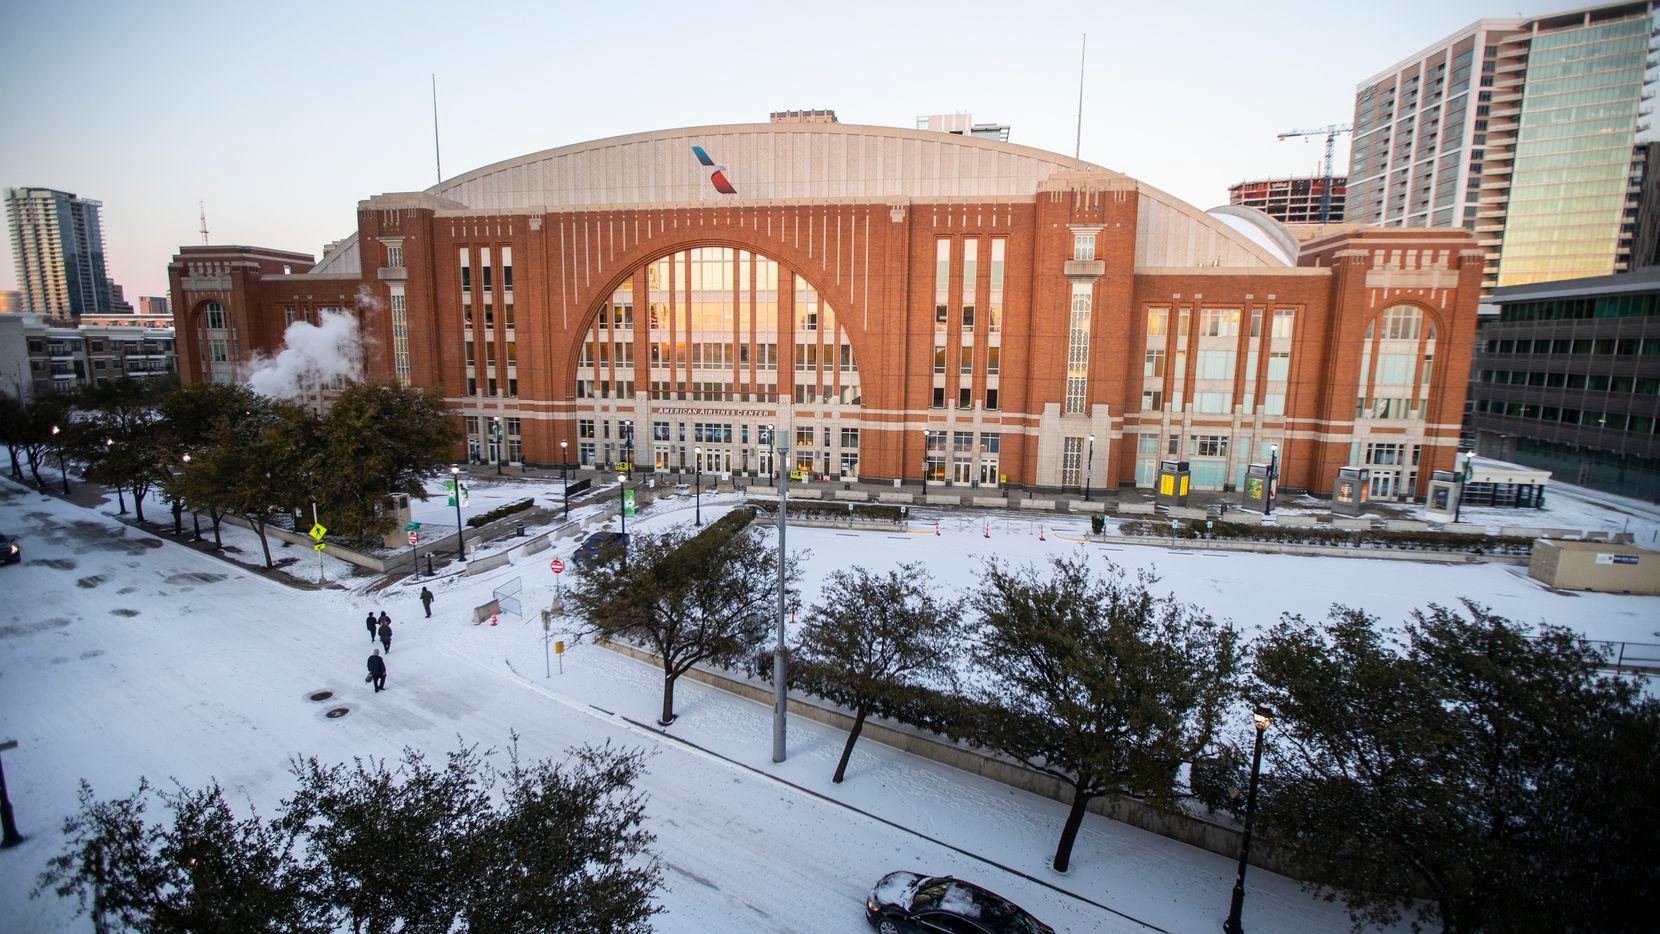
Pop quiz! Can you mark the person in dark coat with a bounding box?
[364,612,378,642]
[419,586,434,618]
[378,610,391,630]
[367,649,387,692]
[378,618,393,653]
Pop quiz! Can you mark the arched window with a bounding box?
[1357,305,1431,421]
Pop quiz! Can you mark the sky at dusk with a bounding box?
[1,0,1577,299]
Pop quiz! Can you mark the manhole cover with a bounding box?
[309,691,334,702]
[325,707,350,719]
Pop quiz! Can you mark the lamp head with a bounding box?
[1088,434,1095,442]
[181,453,191,464]
[51,424,60,436]
[450,464,459,475]
[1253,704,1274,731]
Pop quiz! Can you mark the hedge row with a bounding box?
[750,654,990,747]
[746,499,905,522]
[1118,518,1535,555]
[466,498,535,529]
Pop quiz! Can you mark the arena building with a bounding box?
[168,121,1484,499]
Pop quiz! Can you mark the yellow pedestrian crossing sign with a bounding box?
[308,523,327,541]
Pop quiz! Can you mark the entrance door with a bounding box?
[979,458,999,487]
[953,459,973,484]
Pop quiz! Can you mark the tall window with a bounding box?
[204,303,226,330]
[987,239,1005,332]
[961,240,977,329]
[1064,283,1092,414]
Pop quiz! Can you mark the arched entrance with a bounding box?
[561,246,865,482]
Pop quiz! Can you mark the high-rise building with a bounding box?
[4,186,113,317]
[917,113,1011,142]
[137,295,170,317]
[1228,176,1347,223]
[1348,1,1659,292]
[1467,267,1660,499]
[0,290,19,313]
[167,121,1484,501]
[107,278,134,314]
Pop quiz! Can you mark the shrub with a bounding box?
[747,499,904,522]
[467,498,535,528]
[1116,518,1534,555]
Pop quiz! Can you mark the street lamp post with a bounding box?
[49,425,69,494]
[622,419,634,479]
[450,465,465,560]
[773,432,789,763]
[921,429,929,489]
[1454,450,1473,524]
[1264,444,1280,518]
[560,440,569,482]
[1084,433,1096,501]
[492,416,503,476]
[694,446,703,526]
[105,438,126,514]
[182,453,201,541]
[1223,705,1274,934]
[618,472,628,536]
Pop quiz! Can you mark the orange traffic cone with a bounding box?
[983,522,990,539]
[1039,524,1047,541]
[490,613,498,627]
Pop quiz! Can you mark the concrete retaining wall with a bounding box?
[522,534,550,555]
[1069,501,1105,513]
[878,492,915,504]
[792,488,823,500]
[925,494,961,506]
[833,490,870,502]
[218,513,388,572]
[1442,523,1489,535]
[1017,499,1057,510]
[597,639,1302,880]
[1275,515,1318,527]
[972,496,1009,508]
[1100,533,1527,565]
[1385,520,1430,532]
[465,552,511,575]
[1117,503,1157,515]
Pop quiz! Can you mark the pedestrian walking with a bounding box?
[364,612,378,642]
[379,618,393,653]
[379,610,391,630]
[366,649,387,692]
[419,586,434,619]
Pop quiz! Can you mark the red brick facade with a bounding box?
[169,124,1482,499]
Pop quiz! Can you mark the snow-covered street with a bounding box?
[4,475,1656,932]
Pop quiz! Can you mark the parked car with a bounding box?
[572,530,629,568]
[0,532,19,565]
[865,872,1054,934]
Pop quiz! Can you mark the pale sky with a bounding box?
[1,0,1574,299]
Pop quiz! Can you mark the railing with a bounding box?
[1584,640,1660,674]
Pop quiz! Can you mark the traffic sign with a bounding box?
[308,523,327,541]
[405,521,422,532]
[407,531,418,546]
[313,542,326,552]
[549,558,565,574]
[555,640,566,655]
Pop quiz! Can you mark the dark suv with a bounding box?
[572,531,629,568]
[0,533,19,565]
[866,872,1054,934]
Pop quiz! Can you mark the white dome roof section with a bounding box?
[430,123,1094,209]
[1204,205,1299,266]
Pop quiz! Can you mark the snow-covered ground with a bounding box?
[5,474,1655,933]
[1438,480,1660,545]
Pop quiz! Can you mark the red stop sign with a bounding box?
[550,558,565,574]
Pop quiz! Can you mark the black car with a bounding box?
[572,530,629,568]
[0,533,18,565]
[866,872,1054,934]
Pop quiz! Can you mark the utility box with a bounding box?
[1331,467,1370,517]
[1426,469,1460,522]
[1155,460,1190,512]
[1240,463,1272,513]
[1529,540,1660,595]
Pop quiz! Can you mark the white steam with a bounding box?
[247,309,363,399]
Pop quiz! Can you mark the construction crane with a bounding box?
[1277,123,1352,224]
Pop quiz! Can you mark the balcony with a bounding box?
[1063,259,1105,279]
[377,265,408,282]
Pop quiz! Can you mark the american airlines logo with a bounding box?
[691,145,736,195]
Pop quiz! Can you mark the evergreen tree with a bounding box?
[969,556,1242,872]
[309,382,461,541]
[35,779,320,933]
[571,514,789,724]
[1253,601,1660,933]
[796,563,964,783]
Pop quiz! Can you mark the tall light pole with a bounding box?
[1264,444,1279,517]
[618,471,628,536]
[772,429,789,763]
[49,424,69,494]
[920,428,929,489]
[560,439,569,482]
[694,446,703,526]
[105,438,126,514]
[622,419,634,479]
[450,464,465,560]
[1223,705,1274,934]
[182,453,200,541]
[492,416,503,476]
[1084,433,1096,501]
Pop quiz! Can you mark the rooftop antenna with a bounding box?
[198,201,209,245]
[1073,34,1087,160]
[431,74,443,186]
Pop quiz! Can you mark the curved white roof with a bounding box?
[426,123,1286,268]
[1205,206,1299,265]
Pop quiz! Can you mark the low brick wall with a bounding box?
[597,639,1302,880]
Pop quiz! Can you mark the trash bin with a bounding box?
[515,523,526,537]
